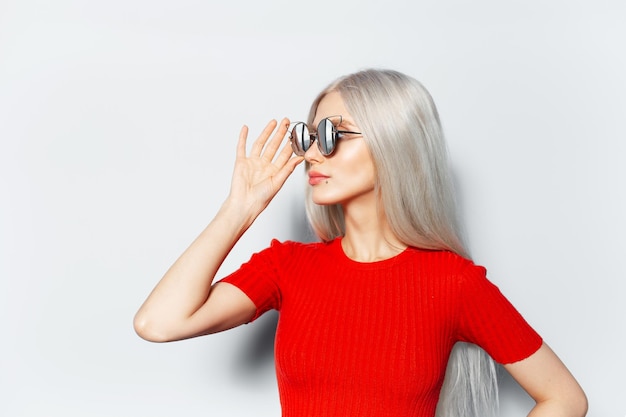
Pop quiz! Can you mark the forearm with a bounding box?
[134,199,254,340]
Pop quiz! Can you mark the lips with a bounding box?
[308,171,329,185]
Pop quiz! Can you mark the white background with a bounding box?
[1,0,624,416]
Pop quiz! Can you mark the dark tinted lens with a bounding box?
[290,122,311,155]
[317,118,336,155]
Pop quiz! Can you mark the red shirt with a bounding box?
[222,238,542,417]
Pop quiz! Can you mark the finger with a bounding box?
[236,125,249,158]
[273,133,298,167]
[250,119,278,156]
[272,155,305,189]
[262,117,291,162]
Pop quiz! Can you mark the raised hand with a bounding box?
[226,118,305,223]
[134,118,304,342]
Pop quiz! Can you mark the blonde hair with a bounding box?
[305,69,498,417]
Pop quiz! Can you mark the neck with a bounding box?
[340,201,406,262]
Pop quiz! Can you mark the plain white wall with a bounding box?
[1,1,624,416]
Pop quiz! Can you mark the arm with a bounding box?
[133,118,304,342]
[504,342,588,417]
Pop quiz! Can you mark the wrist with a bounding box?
[218,198,258,231]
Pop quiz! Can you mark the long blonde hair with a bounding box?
[305,69,498,417]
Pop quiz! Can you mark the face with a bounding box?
[305,91,377,208]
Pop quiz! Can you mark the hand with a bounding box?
[225,118,304,223]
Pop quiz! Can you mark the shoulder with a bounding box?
[256,238,333,263]
[401,249,494,300]
[406,248,486,278]
[266,238,329,253]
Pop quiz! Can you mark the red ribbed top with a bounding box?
[222,238,541,417]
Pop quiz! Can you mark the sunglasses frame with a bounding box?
[289,115,362,156]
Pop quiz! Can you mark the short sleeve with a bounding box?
[457,265,543,364]
[220,239,287,322]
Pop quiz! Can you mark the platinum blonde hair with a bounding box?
[305,69,498,417]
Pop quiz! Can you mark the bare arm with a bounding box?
[134,118,304,342]
[504,342,588,417]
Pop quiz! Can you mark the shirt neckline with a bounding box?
[330,237,413,270]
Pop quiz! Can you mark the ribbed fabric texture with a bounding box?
[221,238,542,417]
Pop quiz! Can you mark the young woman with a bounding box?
[134,69,587,417]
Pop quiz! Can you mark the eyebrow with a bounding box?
[325,115,358,129]
[337,119,359,131]
[338,119,357,129]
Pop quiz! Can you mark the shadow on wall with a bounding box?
[498,365,535,413]
[228,195,313,383]
[229,310,279,384]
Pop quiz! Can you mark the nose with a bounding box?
[304,139,324,164]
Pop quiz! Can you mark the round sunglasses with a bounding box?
[289,116,362,156]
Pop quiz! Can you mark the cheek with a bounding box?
[340,143,376,181]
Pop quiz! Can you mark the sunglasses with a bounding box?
[289,115,362,156]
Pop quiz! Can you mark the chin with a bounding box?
[311,191,342,206]
[312,197,338,206]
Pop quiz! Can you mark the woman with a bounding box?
[134,69,587,416]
